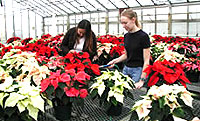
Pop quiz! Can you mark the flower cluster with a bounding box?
[130,84,194,121]
[90,69,134,107]
[41,52,100,106]
[144,59,190,88]
[0,49,50,120]
[151,35,200,73]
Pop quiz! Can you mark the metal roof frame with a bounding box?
[10,0,200,17]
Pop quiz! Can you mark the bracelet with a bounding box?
[140,78,146,81]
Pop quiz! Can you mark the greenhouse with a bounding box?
[0,0,200,121]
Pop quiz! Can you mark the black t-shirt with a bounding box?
[124,30,150,67]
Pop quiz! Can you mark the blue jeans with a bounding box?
[122,65,142,83]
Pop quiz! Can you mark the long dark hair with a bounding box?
[76,19,93,53]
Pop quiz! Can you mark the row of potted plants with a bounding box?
[0,33,199,121]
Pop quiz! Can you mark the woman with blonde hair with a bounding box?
[108,9,150,89]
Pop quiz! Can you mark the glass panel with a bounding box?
[189,13,200,19]
[172,6,187,13]
[36,15,43,38]
[56,4,73,14]
[156,7,169,14]
[61,1,80,13]
[157,23,168,35]
[157,15,168,20]
[143,8,155,15]
[0,7,6,43]
[170,0,187,3]
[99,24,106,35]
[172,14,187,19]
[119,24,127,35]
[86,0,106,11]
[91,13,98,22]
[69,15,76,24]
[29,11,36,38]
[123,0,140,7]
[189,22,200,36]
[79,0,96,11]
[99,12,106,22]
[142,23,155,35]
[109,0,127,8]
[189,0,200,1]
[172,22,187,35]
[98,0,116,9]
[189,5,200,12]
[70,1,87,12]
[14,5,22,38]
[76,15,83,23]
[92,24,98,35]
[153,0,170,5]
[21,10,29,38]
[58,25,64,34]
[44,26,49,34]
[109,24,118,35]
[137,0,154,6]
[83,14,91,20]
[36,0,61,15]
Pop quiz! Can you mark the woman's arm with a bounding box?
[60,28,76,56]
[107,49,127,67]
[134,47,150,89]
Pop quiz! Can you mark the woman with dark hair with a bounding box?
[61,19,97,61]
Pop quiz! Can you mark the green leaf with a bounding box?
[4,107,17,117]
[158,96,165,108]
[27,104,39,121]
[0,93,9,106]
[5,93,25,108]
[46,86,54,97]
[17,101,26,113]
[55,88,64,100]
[90,89,98,98]
[129,110,139,121]
[173,107,184,118]
[149,100,164,121]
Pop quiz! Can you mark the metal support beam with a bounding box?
[168,6,172,35]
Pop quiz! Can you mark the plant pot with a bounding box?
[161,114,174,121]
[186,71,200,82]
[106,103,122,116]
[53,102,72,121]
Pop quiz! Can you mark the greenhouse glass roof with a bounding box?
[13,0,200,17]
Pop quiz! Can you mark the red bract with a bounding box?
[79,89,88,98]
[6,37,21,44]
[144,59,190,88]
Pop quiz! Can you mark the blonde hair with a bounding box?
[121,9,141,28]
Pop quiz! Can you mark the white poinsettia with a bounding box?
[90,69,134,105]
[132,99,152,120]
[0,80,46,121]
[90,79,106,96]
[131,84,194,121]
[0,50,50,85]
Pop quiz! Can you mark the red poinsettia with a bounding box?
[144,59,191,88]
[40,51,100,106]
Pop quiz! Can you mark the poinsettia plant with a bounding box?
[90,69,134,109]
[0,49,50,121]
[144,49,190,88]
[129,84,194,121]
[41,52,100,107]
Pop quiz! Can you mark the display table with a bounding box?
[38,87,200,121]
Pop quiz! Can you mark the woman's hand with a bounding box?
[92,55,98,61]
[69,49,76,53]
[134,80,144,89]
[107,59,117,68]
